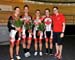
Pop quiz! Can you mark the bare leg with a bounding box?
[39,39,42,51]
[57,45,63,59]
[55,43,59,56]
[45,38,48,49]
[22,38,26,49]
[9,41,15,59]
[45,38,48,54]
[16,40,20,55]
[27,39,32,49]
[34,39,38,51]
[49,38,53,55]
[49,38,53,49]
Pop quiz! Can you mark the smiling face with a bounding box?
[35,10,40,17]
[44,8,50,17]
[14,7,20,15]
[24,6,29,13]
[45,10,50,16]
[53,7,58,15]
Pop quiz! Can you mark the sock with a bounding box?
[23,48,27,53]
[35,50,37,52]
[50,49,53,54]
[26,49,30,52]
[46,48,48,53]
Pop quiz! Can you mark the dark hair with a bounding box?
[35,9,40,12]
[53,6,58,10]
[45,8,50,12]
[24,5,29,9]
[14,6,20,10]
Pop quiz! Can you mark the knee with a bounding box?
[39,39,42,44]
[22,38,26,43]
[34,38,38,43]
[28,40,32,45]
[10,38,15,47]
[10,42,15,48]
[16,40,20,46]
[45,38,48,43]
[50,38,53,43]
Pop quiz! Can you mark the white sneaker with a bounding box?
[45,53,48,55]
[16,55,21,60]
[24,52,28,57]
[10,58,14,60]
[39,52,43,56]
[27,52,31,57]
[24,52,31,57]
[34,52,38,56]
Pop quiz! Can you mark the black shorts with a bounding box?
[25,30,29,37]
[53,32,64,45]
[15,31,19,40]
[36,30,39,38]
[46,31,51,38]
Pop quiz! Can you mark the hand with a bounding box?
[60,33,64,38]
[37,31,41,36]
[16,27,20,31]
[22,18,26,20]
[28,29,32,33]
[50,35,53,39]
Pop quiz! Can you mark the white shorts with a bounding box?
[9,30,17,42]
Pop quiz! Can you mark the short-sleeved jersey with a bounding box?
[7,15,22,32]
[21,15,33,30]
[21,15,32,24]
[33,17,41,30]
[44,16,52,31]
[52,13,65,32]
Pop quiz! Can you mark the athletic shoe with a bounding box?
[16,55,21,60]
[45,52,48,55]
[24,52,31,57]
[10,58,14,60]
[39,52,43,56]
[50,53,53,56]
[34,52,38,56]
[45,49,48,55]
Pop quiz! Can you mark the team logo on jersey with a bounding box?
[34,19,41,25]
[23,16,31,24]
[44,18,52,25]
